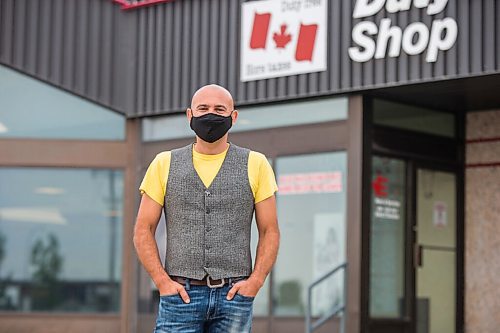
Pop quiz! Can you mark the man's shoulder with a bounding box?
[248,150,269,169]
[154,151,172,163]
[249,150,267,161]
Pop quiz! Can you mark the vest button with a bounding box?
[206,208,211,214]
[205,190,211,196]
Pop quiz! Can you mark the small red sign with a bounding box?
[372,175,389,197]
[113,0,174,10]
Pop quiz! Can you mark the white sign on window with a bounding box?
[433,201,447,228]
[278,171,343,195]
[240,0,327,82]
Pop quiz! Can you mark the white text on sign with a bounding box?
[349,0,458,63]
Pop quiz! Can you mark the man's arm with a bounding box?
[227,194,280,299]
[133,193,190,303]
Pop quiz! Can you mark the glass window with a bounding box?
[142,97,348,141]
[0,65,125,140]
[373,99,455,138]
[0,168,123,313]
[273,152,347,317]
[370,156,406,317]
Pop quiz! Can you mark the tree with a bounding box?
[30,233,63,310]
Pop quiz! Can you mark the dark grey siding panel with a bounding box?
[445,0,458,75]
[13,0,26,69]
[498,0,500,69]
[483,0,496,71]
[50,0,64,83]
[470,0,483,73]
[0,0,499,117]
[154,7,164,111]
[458,0,470,74]
[341,0,352,89]
[398,9,410,82]
[0,0,14,63]
[135,8,146,113]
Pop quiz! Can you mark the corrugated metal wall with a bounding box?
[0,0,137,114]
[1,0,499,117]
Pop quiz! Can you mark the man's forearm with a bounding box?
[133,225,171,289]
[249,228,280,286]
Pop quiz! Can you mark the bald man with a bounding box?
[134,85,280,332]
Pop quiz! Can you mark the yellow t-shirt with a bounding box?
[139,145,278,206]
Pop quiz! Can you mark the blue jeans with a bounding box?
[154,283,254,333]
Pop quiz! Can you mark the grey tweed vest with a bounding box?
[163,143,255,280]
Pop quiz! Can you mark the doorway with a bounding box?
[368,157,461,333]
[365,98,464,333]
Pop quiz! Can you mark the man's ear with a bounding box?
[186,108,192,121]
[231,110,238,124]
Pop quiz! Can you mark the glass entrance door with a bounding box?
[415,169,456,333]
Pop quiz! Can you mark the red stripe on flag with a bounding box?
[250,12,271,49]
[295,24,317,61]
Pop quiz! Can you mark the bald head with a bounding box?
[187,84,238,144]
[190,84,234,111]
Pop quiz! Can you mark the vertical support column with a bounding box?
[121,118,141,333]
[346,95,364,333]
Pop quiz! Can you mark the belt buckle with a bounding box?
[206,276,225,288]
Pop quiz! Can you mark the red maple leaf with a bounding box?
[372,174,389,197]
[273,24,292,49]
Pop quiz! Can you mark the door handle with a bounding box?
[414,243,423,268]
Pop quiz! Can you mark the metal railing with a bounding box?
[306,262,348,333]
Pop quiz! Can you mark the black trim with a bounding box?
[360,96,372,333]
[456,109,466,333]
[372,126,458,164]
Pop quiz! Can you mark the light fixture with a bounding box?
[0,121,8,133]
[103,210,122,217]
[0,207,66,225]
[238,119,252,125]
[34,187,66,195]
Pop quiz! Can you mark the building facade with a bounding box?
[0,0,499,332]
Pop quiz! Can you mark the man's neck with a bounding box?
[193,137,229,155]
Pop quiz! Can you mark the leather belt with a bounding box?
[170,275,247,288]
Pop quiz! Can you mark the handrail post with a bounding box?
[305,262,348,333]
[306,285,311,333]
[341,265,348,333]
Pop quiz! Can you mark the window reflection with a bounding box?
[0,168,123,312]
[273,152,347,317]
[142,97,348,141]
[373,99,455,138]
[370,156,406,317]
[0,65,125,140]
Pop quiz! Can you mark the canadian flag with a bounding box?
[249,12,318,62]
[240,0,327,82]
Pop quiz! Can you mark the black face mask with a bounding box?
[190,111,233,143]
